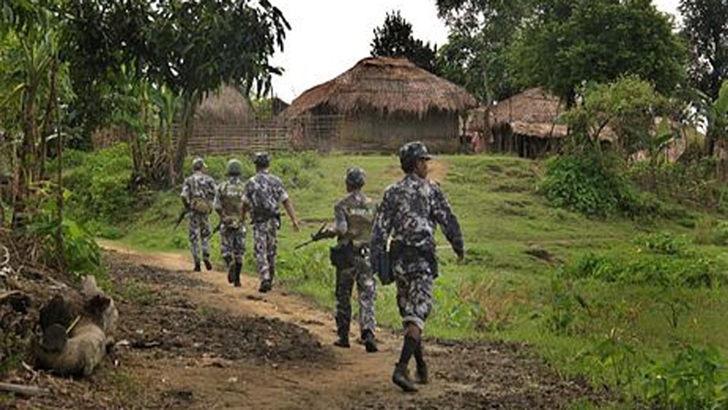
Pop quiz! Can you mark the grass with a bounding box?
[74,148,728,407]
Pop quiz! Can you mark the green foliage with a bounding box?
[510,0,685,103]
[63,144,135,223]
[545,269,585,335]
[565,246,724,289]
[540,152,640,218]
[435,0,527,102]
[633,232,689,256]
[28,215,102,278]
[642,346,728,409]
[371,10,437,73]
[694,218,728,246]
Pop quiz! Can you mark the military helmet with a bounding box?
[192,157,207,170]
[398,141,432,169]
[253,152,270,168]
[345,166,366,187]
[226,159,243,176]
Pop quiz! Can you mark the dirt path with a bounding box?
[10,243,609,410]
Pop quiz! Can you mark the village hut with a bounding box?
[283,57,476,153]
[468,87,616,158]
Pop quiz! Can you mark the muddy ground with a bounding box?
[4,247,613,409]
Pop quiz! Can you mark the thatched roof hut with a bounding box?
[195,84,254,124]
[468,87,616,157]
[285,57,475,119]
[283,57,476,153]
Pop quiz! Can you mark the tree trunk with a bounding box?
[54,96,64,272]
[39,59,59,180]
[12,84,39,230]
[172,92,199,184]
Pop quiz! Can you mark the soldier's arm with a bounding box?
[431,185,464,259]
[180,178,191,208]
[213,185,222,216]
[370,189,393,261]
[281,198,300,232]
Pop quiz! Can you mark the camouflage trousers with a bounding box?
[393,255,435,330]
[188,212,211,263]
[252,219,278,281]
[220,223,245,264]
[335,255,376,337]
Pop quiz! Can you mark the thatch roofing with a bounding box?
[196,84,254,123]
[487,87,615,140]
[283,57,476,118]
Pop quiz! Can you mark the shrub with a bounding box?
[540,152,637,218]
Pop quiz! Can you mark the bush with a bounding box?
[642,346,728,409]
[540,152,639,218]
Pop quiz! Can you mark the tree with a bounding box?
[678,0,728,155]
[435,0,530,104]
[370,10,437,73]
[148,0,289,182]
[510,0,685,107]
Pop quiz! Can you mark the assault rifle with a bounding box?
[293,223,331,250]
[173,207,189,231]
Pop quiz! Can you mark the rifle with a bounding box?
[173,207,189,231]
[294,223,330,250]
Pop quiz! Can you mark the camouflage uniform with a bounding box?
[371,174,463,329]
[371,141,464,391]
[331,186,377,350]
[243,170,288,285]
[181,163,216,269]
[214,166,246,285]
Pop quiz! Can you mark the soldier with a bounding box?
[370,141,464,392]
[242,152,300,293]
[320,167,378,353]
[214,159,246,287]
[180,157,216,272]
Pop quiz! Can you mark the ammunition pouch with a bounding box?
[389,241,438,278]
[330,242,355,270]
[190,197,212,214]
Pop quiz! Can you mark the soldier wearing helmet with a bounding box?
[370,141,464,392]
[241,152,300,293]
[180,157,216,272]
[213,159,247,287]
[319,166,378,352]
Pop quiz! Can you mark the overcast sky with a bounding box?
[269,0,681,103]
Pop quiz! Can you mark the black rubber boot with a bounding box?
[203,258,213,271]
[334,325,350,348]
[414,342,428,384]
[259,279,272,293]
[362,329,378,353]
[224,256,234,283]
[392,363,418,392]
[193,261,201,272]
[233,262,242,287]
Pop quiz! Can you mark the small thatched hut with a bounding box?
[194,84,254,126]
[283,57,476,153]
[468,88,615,158]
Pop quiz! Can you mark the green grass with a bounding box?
[74,149,728,407]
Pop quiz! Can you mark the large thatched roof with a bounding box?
[283,57,476,118]
[196,84,254,123]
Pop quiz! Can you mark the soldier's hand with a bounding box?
[455,249,465,264]
[291,219,301,232]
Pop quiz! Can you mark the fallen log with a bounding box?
[0,382,50,396]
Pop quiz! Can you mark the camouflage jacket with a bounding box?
[214,176,245,223]
[333,190,377,246]
[181,171,216,211]
[243,171,289,222]
[370,174,464,262]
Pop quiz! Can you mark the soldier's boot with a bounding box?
[362,329,378,353]
[224,256,234,284]
[334,326,350,348]
[203,254,213,271]
[193,260,201,272]
[392,363,418,393]
[233,262,242,288]
[414,342,428,384]
[258,279,272,293]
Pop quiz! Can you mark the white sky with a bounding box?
[269,0,680,103]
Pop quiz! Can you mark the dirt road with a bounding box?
[9,244,609,409]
